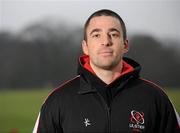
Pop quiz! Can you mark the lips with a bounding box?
[98,49,113,55]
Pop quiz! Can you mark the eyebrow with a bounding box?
[109,28,120,33]
[89,28,120,36]
[90,28,101,36]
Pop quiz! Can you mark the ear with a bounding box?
[123,39,129,54]
[82,40,89,55]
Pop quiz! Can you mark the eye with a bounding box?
[92,33,100,38]
[110,33,119,38]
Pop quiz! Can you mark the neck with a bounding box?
[90,61,123,84]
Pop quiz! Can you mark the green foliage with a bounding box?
[0,89,179,132]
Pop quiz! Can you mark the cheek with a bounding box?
[88,46,96,55]
[114,45,126,55]
[87,42,98,53]
[85,45,93,56]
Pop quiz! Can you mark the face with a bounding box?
[82,16,129,70]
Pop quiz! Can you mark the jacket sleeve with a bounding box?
[157,92,180,133]
[33,99,63,133]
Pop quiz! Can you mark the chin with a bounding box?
[99,63,115,70]
[99,59,121,70]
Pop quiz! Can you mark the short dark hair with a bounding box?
[83,9,127,41]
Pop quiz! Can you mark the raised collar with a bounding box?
[77,55,141,95]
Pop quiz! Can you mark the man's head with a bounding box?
[83,9,127,41]
[82,9,129,70]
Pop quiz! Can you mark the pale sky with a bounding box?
[0,0,180,42]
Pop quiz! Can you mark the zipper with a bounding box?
[107,106,111,133]
[96,92,111,133]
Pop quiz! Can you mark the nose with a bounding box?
[101,34,112,46]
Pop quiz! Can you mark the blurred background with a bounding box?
[0,0,180,132]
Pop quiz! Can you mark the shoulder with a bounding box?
[129,77,178,117]
[138,78,167,95]
[136,77,171,103]
[52,75,81,95]
[43,75,81,106]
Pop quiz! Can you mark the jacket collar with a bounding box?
[77,55,141,94]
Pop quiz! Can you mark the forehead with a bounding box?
[87,16,121,32]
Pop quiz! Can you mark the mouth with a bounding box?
[98,49,113,56]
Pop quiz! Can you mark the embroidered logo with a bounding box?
[84,118,91,127]
[129,110,145,132]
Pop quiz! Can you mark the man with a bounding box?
[33,9,180,133]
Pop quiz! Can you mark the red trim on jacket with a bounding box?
[140,78,165,93]
[83,55,96,75]
[43,75,80,104]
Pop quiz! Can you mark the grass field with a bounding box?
[0,89,51,133]
[0,89,179,133]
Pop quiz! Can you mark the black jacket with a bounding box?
[33,56,180,133]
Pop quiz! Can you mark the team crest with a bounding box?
[129,110,145,132]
